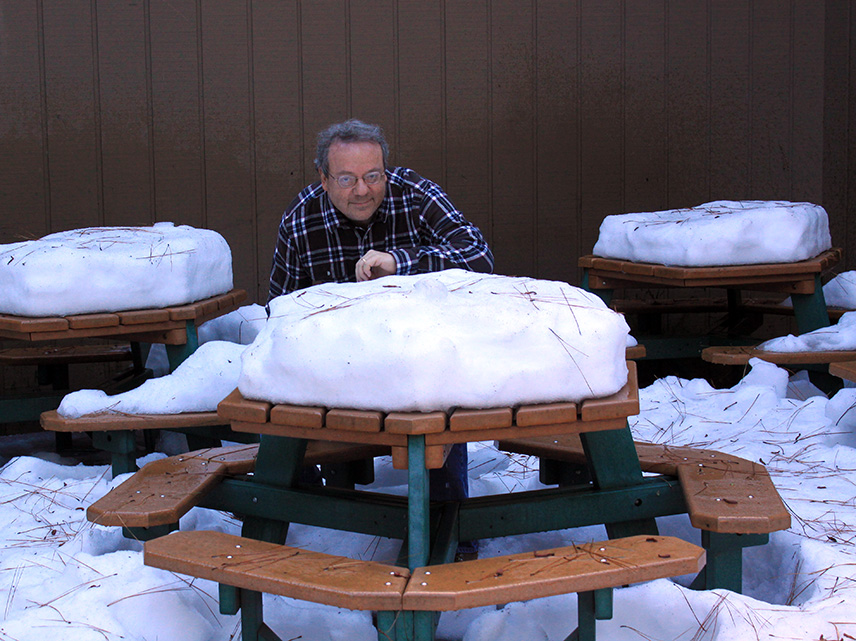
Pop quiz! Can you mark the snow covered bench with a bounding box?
[87,441,390,539]
[497,434,789,592]
[144,529,704,641]
[700,345,856,366]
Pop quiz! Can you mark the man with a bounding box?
[268,119,493,296]
[268,118,494,559]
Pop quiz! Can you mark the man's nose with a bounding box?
[353,178,370,195]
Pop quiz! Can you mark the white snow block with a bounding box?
[592,200,832,267]
[239,270,630,413]
[0,223,233,316]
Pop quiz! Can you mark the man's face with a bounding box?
[320,141,387,226]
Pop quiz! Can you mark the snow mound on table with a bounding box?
[239,270,630,412]
[0,223,233,316]
[592,200,831,267]
[57,341,245,417]
[758,311,856,353]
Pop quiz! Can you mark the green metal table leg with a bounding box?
[792,275,831,334]
[241,434,307,544]
[579,425,659,538]
[91,430,138,476]
[407,435,430,570]
[581,268,613,306]
[690,531,768,593]
[165,320,200,372]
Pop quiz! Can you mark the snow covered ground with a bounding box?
[4,359,856,641]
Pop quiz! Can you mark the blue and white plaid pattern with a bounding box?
[268,167,494,300]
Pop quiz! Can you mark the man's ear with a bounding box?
[319,168,329,192]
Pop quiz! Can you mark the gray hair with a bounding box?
[314,119,390,175]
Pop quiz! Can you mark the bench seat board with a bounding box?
[402,535,705,611]
[88,456,229,527]
[0,344,133,365]
[701,346,856,366]
[87,442,390,527]
[144,530,410,611]
[830,361,856,383]
[41,410,225,432]
[497,435,790,534]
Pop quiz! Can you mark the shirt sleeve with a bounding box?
[390,186,495,276]
[268,216,311,302]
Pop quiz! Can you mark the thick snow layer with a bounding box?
[592,200,831,267]
[57,341,245,417]
[819,270,856,308]
[759,311,856,353]
[239,270,630,412]
[0,223,233,316]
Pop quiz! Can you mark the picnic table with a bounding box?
[579,248,841,360]
[0,289,246,469]
[95,361,788,640]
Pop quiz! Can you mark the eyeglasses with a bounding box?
[329,171,386,189]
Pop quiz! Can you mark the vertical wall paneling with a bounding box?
[490,0,536,276]
[149,0,205,227]
[0,2,47,241]
[397,0,444,181]
[534,0,580,280]
[251,1,303,302]
[199,1,256,295]
[579,0,624,254]
[443,1,492,244]
[665,0,710,208]
[623,0,668,214]
[300,1,349,179]
[709,0,751,200]
[349,1,396,157]
[96,0,152,225]
[847,3,856,257]
[750,1,793,200]
[41,0,101,232]
[790,1,824,204]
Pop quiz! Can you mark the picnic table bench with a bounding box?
[580,249,841,360]
[496,434,789,590]
[2,290,246,461]
[87,361,782,640]
[145,530,704,641]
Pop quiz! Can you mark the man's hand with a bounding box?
[356,250,396,282]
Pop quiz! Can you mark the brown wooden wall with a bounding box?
[1,0,854,305]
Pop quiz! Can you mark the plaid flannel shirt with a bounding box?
[268,167,494,300]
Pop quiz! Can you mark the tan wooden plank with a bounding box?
[497,434,761,477]
[229,420,408,447]
[384,411,447,435]
[830,361,856,382]
[303,441,390,466]
[449,407,513,432]
[118,308,172,325]
[425,418,627,447]
[391,443,452,470]
[87,456,229,527]
[168,305,198,321]
[123,328,188,345]
[402,535,705,611]
[217,389,271,423]
[325,409,384,433]
[678,463,790,534]
[0,315,69,333]
[33,321,182,342]
[625,344,646,360]
[270,404,326,428]
[514,402,577,428]
[41,409,223,432]
[701,346,856,366]
[65,313,121,329]
[0,343,132,365]
[144,530,409,610]
[579,361,639,422]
